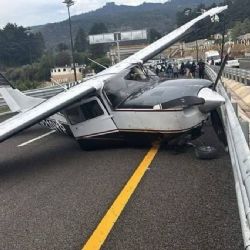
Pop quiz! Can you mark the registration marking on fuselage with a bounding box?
[82,142,160,250]
[17,130,56,147]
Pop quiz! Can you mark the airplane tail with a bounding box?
[0,73,44,112]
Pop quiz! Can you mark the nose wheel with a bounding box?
[194,145,218,160]
[184,142,218,160]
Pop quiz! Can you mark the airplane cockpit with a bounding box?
[103,65,159,108]
[125,66,148,81]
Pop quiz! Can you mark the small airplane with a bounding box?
[0,6,227,150]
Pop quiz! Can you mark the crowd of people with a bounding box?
[154,59,206,79]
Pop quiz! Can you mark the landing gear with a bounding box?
[78,140,96,151]
[211,110,227,146]
[194,146,218,160]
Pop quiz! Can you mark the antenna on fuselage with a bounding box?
[51,78,68,91]
[87,58,107,69]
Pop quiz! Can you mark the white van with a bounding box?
[205,50,221,65]
[226,59,240,68]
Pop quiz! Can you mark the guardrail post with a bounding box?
[240,119,249,145]
[247,75,250,86]
[244,72,248,85]
[222,80,225,87]
[232,102,238,117]
[240,75,243,84]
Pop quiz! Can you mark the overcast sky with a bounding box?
[0,0,166,28]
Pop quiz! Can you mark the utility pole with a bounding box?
[25,27,32,65]
[196,40,199,62]
[220,0,228,63]
[114,32,121,63]
[63,0,77,82]
[220,13,226,63]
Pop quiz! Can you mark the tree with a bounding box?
[5,50,55,90]
[149,29,162,43]
[74,28,88,52]
[89,22,108,58]
[74,52,88,65]
[0,24,45,67]
[56,43,69,52]
[89,23,108,35]
[55,51,71,66]
[37,51,55,81]
[231,19,250,40]
[29,32,45,62]
[90,56,111,73]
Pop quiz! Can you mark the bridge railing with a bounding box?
[211,65,250,85]
[206,65,250,249]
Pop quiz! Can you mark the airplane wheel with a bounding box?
[195,146,218,160]
[78,140,95,151]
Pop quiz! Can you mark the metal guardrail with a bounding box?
[239,58,250,71]
[1,66,250,247]
[211,65,250,85]
[206,65,250,249]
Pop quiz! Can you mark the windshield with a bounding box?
[104,66,154,107]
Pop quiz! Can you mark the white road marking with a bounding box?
[17,130,56,147]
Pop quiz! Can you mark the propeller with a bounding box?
[213,47,231,90]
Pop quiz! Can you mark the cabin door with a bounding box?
[64,96,117,139]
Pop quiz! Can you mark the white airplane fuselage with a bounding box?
[64,88,211,148]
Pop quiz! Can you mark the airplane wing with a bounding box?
[0,5,227,143]
[98,5,228,76]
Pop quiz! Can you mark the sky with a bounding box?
[0,0,166,28]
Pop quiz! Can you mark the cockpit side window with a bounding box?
[80,100,104,120]
[125,66,148,81]
[103,65,153,108]
[66,106,85,125]
[65,100,104,125]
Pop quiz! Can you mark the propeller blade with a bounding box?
[213,48,231,90]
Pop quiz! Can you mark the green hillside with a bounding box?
[33,0,222,48]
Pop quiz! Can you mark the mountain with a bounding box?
[33,0,222,49]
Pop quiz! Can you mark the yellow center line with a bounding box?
[82,142,160,250]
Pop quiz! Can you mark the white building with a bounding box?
[51,64,85,83]
[237,34,250,45]
[212,33,223,40]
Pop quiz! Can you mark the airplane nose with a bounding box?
[198,87,225,113]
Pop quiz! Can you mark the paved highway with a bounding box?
[0,114,244,249]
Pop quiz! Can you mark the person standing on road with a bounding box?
[190,61,196,78]
[180,62,185,76]
[185,60,192,78]
[173,63,179,78]
[166,63,173,78]
[198,59,205,79]
[155,66,160,76]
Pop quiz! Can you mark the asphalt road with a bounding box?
[0,118,244,249]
